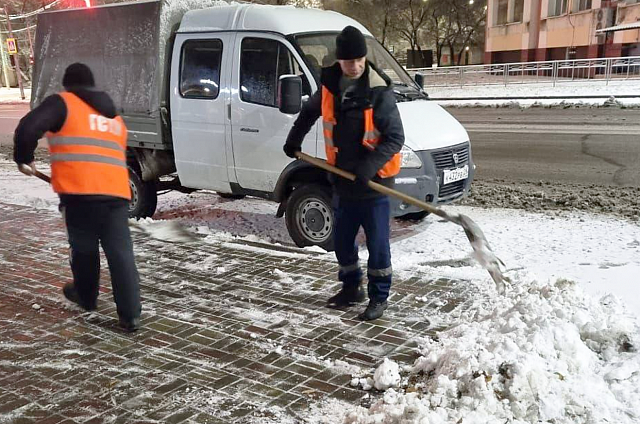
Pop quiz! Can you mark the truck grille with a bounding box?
[439,180,466,198]
[431,143,470,169]
[432,142,470,200]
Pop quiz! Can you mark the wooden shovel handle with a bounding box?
[295,152,445,219]
[34,170,51,183]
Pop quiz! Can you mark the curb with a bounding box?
[0,100,30,105]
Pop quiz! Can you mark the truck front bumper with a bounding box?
[389,142,475,218]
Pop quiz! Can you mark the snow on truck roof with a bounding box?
[177,3,371,36]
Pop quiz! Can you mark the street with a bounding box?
[4,0,640,421]
[448,106,640,187]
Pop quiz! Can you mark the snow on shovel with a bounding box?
[27,167,198,244]
[295,152,508,294]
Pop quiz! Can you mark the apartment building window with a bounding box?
[497,0,508,25]
[514,0,525,21]
[495,0,525,25]
[573,0,592,12]
[548,0,568,16]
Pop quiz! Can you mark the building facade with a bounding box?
[486,0,640,63]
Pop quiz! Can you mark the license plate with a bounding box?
[443,165,469,185]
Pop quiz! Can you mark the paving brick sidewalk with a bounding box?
[0,202,479,423]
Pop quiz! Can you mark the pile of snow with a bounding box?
[346,273,640,424]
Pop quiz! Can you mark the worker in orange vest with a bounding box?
[284,26,405,320]
[14,63,141,332]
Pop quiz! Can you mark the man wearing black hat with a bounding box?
[284,26,405,320]
[14,63,142,332]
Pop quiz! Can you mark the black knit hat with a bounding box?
[62,63,95,88]
[336,26,367,60]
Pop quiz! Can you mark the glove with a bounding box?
[283,144,301,159]
[353,162,376,185]
[18,162,36,177]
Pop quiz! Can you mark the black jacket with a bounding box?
[285,62,405,199]
[14,88,126,205]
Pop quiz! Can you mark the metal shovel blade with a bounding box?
[28,168,199,244]
[129,220,199,244]
[455,213,508,294]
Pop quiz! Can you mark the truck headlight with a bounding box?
[400,145,422,169]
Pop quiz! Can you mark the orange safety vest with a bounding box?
[321,86,401,179]
[46,92,130,200]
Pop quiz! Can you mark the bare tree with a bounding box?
[393,0,430,53]
[425,0,486,66]
[323,0,397,47]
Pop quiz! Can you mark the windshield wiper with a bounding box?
[393,86,429,102]
[392,89,414,102]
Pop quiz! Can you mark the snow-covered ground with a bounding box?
[2,156,640,423]
[0,87,30,104]
[426,80,640,107]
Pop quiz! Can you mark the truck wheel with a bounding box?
[396,210,430,221]
[285,184,334,251]
[128,168,157,218]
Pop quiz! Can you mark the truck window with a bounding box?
[295,34,417,88]
[240,37,310,107]
[180,39,223,99]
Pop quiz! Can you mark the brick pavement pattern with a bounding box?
[0,202,477,423]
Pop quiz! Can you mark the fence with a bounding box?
[408,56,640,88]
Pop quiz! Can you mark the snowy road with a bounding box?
[449,107,640,187]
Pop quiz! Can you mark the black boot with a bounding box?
[118,317,140,333]
[359,300,388,321]
[62,283,97,311]
[327,285,366,308]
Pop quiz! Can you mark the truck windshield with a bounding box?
[293,33,418,89]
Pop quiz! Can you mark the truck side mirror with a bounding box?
[414,72,425,89]
[278,75,302,115]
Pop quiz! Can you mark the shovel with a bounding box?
[25,167,198,244]
[295,152,508,294]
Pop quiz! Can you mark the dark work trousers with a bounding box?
[62,199,141,321]
[333,195,392,303]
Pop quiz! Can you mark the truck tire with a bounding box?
[128,167,157,219]
[285,184,334,251]
[396,211,430,221]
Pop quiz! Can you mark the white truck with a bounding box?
[32,0,474,250]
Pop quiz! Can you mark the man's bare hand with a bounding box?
[18,162,37,176]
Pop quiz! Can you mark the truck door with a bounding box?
[169,33,233,191]
[230,33,317,192]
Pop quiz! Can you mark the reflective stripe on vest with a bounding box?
[321,87,338,166]
[46,92,131,200]
[321,87,401,179]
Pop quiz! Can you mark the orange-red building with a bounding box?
[486,0,640,63]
